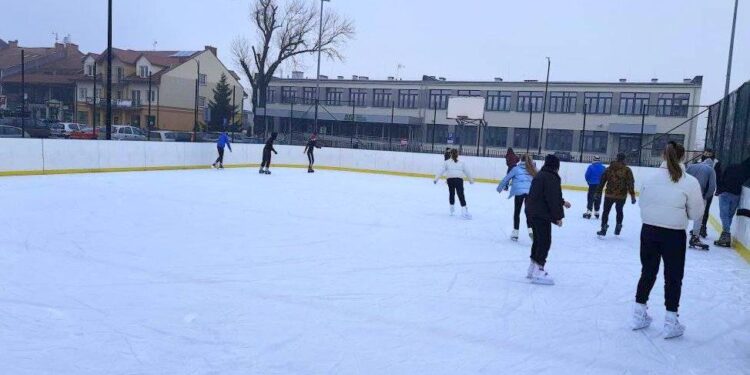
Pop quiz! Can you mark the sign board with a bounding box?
[447,132,455,144]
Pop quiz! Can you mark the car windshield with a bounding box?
[132,128,144,136]
[164,133,176,139]
[70,124,81,131]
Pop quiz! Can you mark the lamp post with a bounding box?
[21,49,25,138]
[147,71,152,140]
[724,0,739,98]
[526,101,533,155]
[313,0,330,134]
[105,0,113,140]
[193,59,201,142]
[538,57,551,155]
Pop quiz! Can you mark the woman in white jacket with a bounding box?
[435,149,474,219]
[632,141,704,339]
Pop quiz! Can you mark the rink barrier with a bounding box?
[708,215,750,263]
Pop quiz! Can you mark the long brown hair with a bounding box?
[521,154,537,176]
[450,148,459,162]
[664,141,685,182]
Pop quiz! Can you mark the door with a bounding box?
[617,135,642,163]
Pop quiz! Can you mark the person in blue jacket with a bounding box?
[211,132,232,169]
[497,154,537,241]
[584,156,606,219]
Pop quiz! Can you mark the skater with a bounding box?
[685,157,716,250]
[434,148,474,219]
[697,149,721,238]
[504,148,520,191]
[632,141,703,339]
[444,147,452,161]
[497,154,537,241]
[714,157,750,247]
[259,132,278,174]
[584,156,606,219]
[525,154,571,285]
[595,153,636,237]
[303,134,322,173]
[212,131,232,169]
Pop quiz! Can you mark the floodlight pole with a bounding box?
[105,0,113,140]
[539,57,550,155]
[526,102,533,155]
[313,0,329,134]
[724,0,739,98]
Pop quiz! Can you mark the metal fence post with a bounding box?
[390,101,395,151]
[638,106,647,166]
[579,103,587,163]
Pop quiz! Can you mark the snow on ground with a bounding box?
[1,168,748,375]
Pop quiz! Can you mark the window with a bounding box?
[199,74,207,86]
[513,128,540,149]
[619,92,650,115]
[651,134,685,156]
[131,90,141,106]
[581,131,608,153]
[265,88,276,104]
[116,90,122,100]
[457,90,481,97]
[545,129,574,151]
[517,91,544,112]
[116,67,124,82]
[398,89,419,109]
[485,126,508,147]
[486,91,512,111]
[149,90,156,102]
[373,89,391,107]
[584,92,613,114]
[79,88,88,100]
[350,88,367,106]
[302,87,317,104]
[325,88,344,106]
[429,89,451,109]
[139,65,149,78]
[549,92,577,113]
[198,96,206,109]
[85,64,94,76]
[281,86,295,103]
[656,93,689,117]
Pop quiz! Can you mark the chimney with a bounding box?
[292,71,304,79]
[337,75,344,80]
[651,78,658,83]
[352,75,358,80]
[494,77,503,82]
[438,77,446,81]
[358,76,369,80]
[387,76,395,81]
[9,40,18,48]
[619,78,627,83]
[683,78,692,83]
[55,42,65,52]
[318,74,328,80]
[204,45,217,56]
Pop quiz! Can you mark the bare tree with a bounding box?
[233,0,354,127]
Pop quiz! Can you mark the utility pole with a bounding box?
[21,49,25,138]
[93,62,97,135]
[193,60,201,142]
[724,0,740,97]
[539,57,551,155]
[232,86,236,141]
[105,0,113,140]
[526,102,533,155]
[147,71,152,140]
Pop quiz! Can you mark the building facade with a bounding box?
[262,75,703,162]
[74,46,245,132]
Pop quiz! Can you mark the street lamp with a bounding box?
[193,59,201,142]
[538,57,551,155]
[105,0,113,140]
[724,0,739,98]
[313,0,330,134]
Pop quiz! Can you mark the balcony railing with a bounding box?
[84,97,141,108]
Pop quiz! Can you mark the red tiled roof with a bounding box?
[95,48,199,67]
[2,73,79,85]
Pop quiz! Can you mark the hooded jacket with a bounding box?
[686,159,717,200]
[597,161,636,200]
[497,163,534,198]
[716,159,750,195]
[525,165,565,222]
[585,161,606,186]
[639,163,704,230]
[505,151,519,169]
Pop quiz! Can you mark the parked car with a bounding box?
[0,117,50,138]
[0,125,31,138]
[50,122,84,138]
[69,126,99,140]
[111,125,147,141]
[553,151,573,162]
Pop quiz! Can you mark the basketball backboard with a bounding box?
[447,96,486,120]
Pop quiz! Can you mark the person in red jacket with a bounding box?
[505,147,520,174]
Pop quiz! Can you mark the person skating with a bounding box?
[497,154,537,241]
[211,131,232,169]
[524,154,571,285]
[444,147,452,161]
[303,134,322,173]
[697,149,720,238]
[685,157,716,250]
[714,157,750,247]
[584,155,606,219]
[632,141,703,339]
[595,153,636,237]
[259,132,278,175]
[434,148,474,219]
[503,148,519,191]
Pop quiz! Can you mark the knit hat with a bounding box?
[593,155,601,161]
[544,154,560,171]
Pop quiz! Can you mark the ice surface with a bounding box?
[1,168,749,374]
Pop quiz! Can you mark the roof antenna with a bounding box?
[396,63,405,80]
[52,32,59,44]
[153,40,158,51]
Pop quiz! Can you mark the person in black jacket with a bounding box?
[259,132,278,175]
[524,154,571,285]
[303,134,322,173]
[714,157,750,247]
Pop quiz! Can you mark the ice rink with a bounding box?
[1,168,749,374]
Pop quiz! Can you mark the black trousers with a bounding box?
[214,147,225,164]
[261,150,272,168]
[447,178,466,207]
[586,185,602,211]
[601,197,626,227]
[701,195,713,229]
[635,224,687,312]
[513,194,530,230]
[307,151,315,167]
[529,218,552,267]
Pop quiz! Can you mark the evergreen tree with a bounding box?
[207,73,236,131]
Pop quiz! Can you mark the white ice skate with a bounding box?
[526,260,536,279]
[449,205,455,216]
[511,229,519,241]
[663,312,685,339]
[528,227,534,240]
[631,303,652,330]
[531,266,554,285]
[461,207,472,220]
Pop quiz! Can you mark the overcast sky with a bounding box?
[1,0,747,105]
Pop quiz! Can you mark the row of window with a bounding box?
[268,87,691,117]
[78,88,157,104]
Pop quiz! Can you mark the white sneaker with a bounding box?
[511,229,519,241]
[461,206,472,220]
[631,303,652,330]
[531,266,554,285]
[528,227,534,240]
[526,260,536,279]
[664,312,685,339]
[449,205,455,216]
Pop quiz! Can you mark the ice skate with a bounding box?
[211,163,217,169]
[526,260,536,279]
[631,303,652,330]
[714,232,731,248]
[265,169,272,175]
[308,167,314,173]
[461,206,472,220]
[699,225,708,239]
[218,163,224,170]
[597,225,609,239]
[583,210,592,219]
[511,229,519,242]
[663,312,685,339]
[449,205,455,216]
[614,223,623,236]
[258,168,265,174]
[594,210,600,219]
[527,227,533,240]
[531,266,554,285]
[689,234,709,250]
